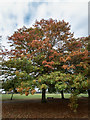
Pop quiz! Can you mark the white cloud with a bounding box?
[0,1,29,48]
[34,2,88,37]
[0,0,88,49]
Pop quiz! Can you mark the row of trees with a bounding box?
[1,18,89,112]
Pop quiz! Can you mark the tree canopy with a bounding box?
[1,18,89,112]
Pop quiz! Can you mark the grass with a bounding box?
[2,93,88,100]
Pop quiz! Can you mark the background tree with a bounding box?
[2,57,38,100]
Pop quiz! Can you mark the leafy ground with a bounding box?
[2,93,89,119]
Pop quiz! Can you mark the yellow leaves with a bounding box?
[81,81,88,89]
[19,72,24,77]
[9,88,13,91]
[80,62,83,65]
[83,65,87,69]
[41,84,47,89]
[21,54,25,59]
[33,80,36,84]
[15,71,19,75]
[70,65,75,69]
[38,80,41,83]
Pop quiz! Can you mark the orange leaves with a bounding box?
[53,51,59,56]
[26,49,29,52]
[27,43,31,46]
[70,50,88,63]
[49,55,54,59]
[81,50,88,60]
[42,60,47,64]
[49,61,54,65]
[62,65,68,69]
[44,64,54,69]
[31,90,36,95]
[17,87,23,92]
[71,50,88,57]
[27,53,31,58]
[76,42,82,47]
[31,39,43,48]
[48,43,52,48]
[25,91,29,96]
[50,50,54,53]
[76,62,87,69]
[17,86,30,96]
[60,57,66,62]
[25,87,30,92]
[66,56,71,61]
[63,59,66,63]
[42,60,54,69]
[60,57,63,62]
[42,60,54,65]
[68,41,82,51]
[62,64,75,70]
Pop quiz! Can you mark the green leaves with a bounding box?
[41,84,48,89]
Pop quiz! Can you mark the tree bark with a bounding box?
[88,89,90,98]
[61,90,64,99]
[11,92,13,100]
[41,88,46,103]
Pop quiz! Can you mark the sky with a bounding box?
[0,0,89,49]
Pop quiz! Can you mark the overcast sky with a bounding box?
[0,0,89,49]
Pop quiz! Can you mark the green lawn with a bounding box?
[2,93,88,100]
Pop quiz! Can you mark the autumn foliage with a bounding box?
[1,18,89,112]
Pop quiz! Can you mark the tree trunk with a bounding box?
[41,88,46,103]
[61,90,64,99]
[11,92,13,100]
[88,89,90,98]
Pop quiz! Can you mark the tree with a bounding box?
[1,18,89,111]
[2,57,38,100]
[5,19,75,101]
[86,40,90,97]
